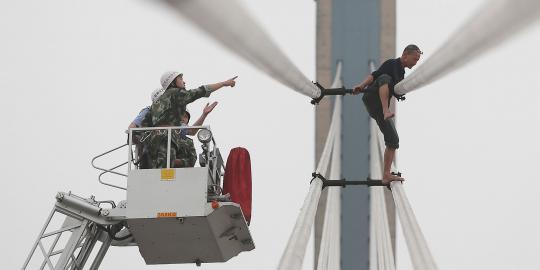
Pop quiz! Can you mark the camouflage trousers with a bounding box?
[143,130,197,169]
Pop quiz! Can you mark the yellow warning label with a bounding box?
[157,212,177,218]
[161,169,175,180]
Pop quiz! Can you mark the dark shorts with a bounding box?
[362,74,399,149]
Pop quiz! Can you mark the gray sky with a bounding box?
[397,1,540,269]
[2,0,539,269]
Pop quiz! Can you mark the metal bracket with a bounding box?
[395,94,406,101]
[311,82,353,105]
[311,172,403,190]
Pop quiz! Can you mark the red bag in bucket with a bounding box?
[223,147,252,225]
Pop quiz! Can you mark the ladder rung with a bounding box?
[42,224,82,239]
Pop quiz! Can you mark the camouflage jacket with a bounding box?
[151,86,212,127]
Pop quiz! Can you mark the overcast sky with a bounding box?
[2,0,540,270]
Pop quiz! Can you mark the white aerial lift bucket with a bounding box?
[125,126,255,265]
[126,167,254,265]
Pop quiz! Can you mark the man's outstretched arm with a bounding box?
[206,76,238,92]
[182,76,238,105]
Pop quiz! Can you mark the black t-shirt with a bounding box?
[371,57,405,96]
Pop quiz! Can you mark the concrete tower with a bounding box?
[314,0,396,269]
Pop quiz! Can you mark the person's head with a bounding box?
[401,44,422,69]
[174,75,185,89]
[160,71,185,90]
[181,110,191,125]
[150,88,165,103]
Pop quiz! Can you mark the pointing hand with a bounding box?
[223,76,238,87]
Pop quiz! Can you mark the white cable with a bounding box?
[373,129,437,269]
[326,192,341,269]
[329,62,343,89]
[395,0,540,95]
[375,193,386,270]
[370,148,396,269]
[278,63,343,270]
[368,64,383,270]
[278,96,340,270]
[389,182,437,270]
[161,0,321,98]
[316,130,341,270]
[368,62,396,270]
[316,62,343,270]
[326,97,342,269]
[378,188,396,270]
[369,188,379,270]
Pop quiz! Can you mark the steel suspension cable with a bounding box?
[369,120,396,270]
[378,189,396,270]
[395,0,540,95]
[369,192,378,270]
[373,130,438,270]
[367,61,396,270]
[316,105,341,270]
[316,62,343,270]
[278,80,342,270]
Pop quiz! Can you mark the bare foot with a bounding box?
[383,111,395,120]
[382,173,404,185]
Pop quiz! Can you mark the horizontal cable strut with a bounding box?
[311,173,390,189]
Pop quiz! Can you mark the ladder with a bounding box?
[22,192,123,270]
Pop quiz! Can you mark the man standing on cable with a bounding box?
[353,44,422,183]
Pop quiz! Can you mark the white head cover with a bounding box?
[160,71,182,90]
[181,109,191,125]
[150,88,166,103]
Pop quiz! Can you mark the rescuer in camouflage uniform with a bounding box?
[146,71,236,169]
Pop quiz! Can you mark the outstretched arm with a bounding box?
[187,102,218,136]
[353,74,374,94]
[206,76,238,92]
[181,76,238,106]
